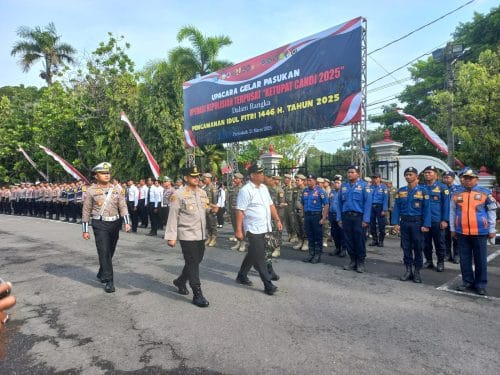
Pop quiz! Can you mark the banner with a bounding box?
[396,109,465,168]
[39,145,89,184]
[183,17,363,147]
[18,146,49,181]
[120,112,161,179]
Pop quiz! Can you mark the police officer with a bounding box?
[328,175,346,257]
[292,174,308,252]
[282,174,297,243]
[301,175,329,264]
[82,162,131,293]
[442,171,460,263]
[391,167,431,283]
[126,179,139,232]
[67,183,76,222]
[369,173,389,247]
[228,172,245,251]
[145,178,160,236]
[165,165,210,307]
[201,173,219,247]
[422,165,450,272]
[450,168,497,295]
[337,166,372,273]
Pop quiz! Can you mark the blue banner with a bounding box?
[183,17,363,147]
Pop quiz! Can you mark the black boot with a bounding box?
[264,282,278,295]
[400,265,413,281]
[338,248,347,257]
[104,281,115,293]
[356,258,365,273]
[343,256,356,270]
[192,286,209,307]
[377,239,384,247]
[413,268,422,283]
[173,278,189,295]
[236,274,253,286]
[267,264,280,281]
[423,260,434,269]
[436,262,444,272]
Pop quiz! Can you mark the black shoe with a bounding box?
[356,261,365,273]
[146,232,157,236]
[400,266,413,281]
[369,240,378,246]
[264,284,278,295]
[436,262,444,272]
[452,256,460,264]
[302,254,314,263]
[423,261,434,269]
[476,288,487,296]
[343,259,356,271]
[311,254,321,264]
[104,281,115,293]
[236,275,253,286]
[413,269,422,283]
[267,266,280,281]
[173,279,189,295]
[338,248,347,257]
[192,287,209,307]
[377,240,384,247]
[96,273,106,283]
[456,283,474,292]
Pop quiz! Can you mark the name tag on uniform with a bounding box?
[304,192,309,196]
[355,186,362,191]
[474,194,482,200]
[398,192,408,198]
[342,187,347,191]
[456,195,463,202]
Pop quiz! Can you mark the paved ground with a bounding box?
[0,215,499,374]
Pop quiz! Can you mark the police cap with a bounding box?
[295,174,306,180]
[371,172,381,178]
[404,167,418,175]
[317,177,324,183]
[442,171,455,178]
[347,165,360,172]
[163,176,172,182]
[284,174,292,179]
[184,165,201,177]
[248,160,264,174]
[92,162,112,173]
[460,168,478,178]
[233,172,244,179]
[423,165,438,173]
[202,172,212,179]
[333,175,342,182]
[272,175,282,180]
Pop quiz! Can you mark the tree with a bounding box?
[11,22,76,86]
[169,25,232,80]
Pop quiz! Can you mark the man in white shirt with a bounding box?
[235,161,283,295]
[127,179,139,232]
[146,178,160,236]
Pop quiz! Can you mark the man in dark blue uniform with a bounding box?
[391,167,431,283]
[336,166,372,273]
[442,171,460,263]
[301,175,329,264]
[369,173,389,247]
[328,175,346,257]
[422,166,450,272]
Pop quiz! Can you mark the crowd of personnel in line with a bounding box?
[1,164,496,296]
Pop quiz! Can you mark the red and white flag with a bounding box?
[39,145,89,183]
[18,146,49,181]
[396,109,465,168]
[120,112,161,179]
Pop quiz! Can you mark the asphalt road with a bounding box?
[0,215,499,374]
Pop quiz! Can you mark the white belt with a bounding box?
[92,215,120,222]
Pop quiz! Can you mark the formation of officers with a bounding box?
[2,163,496,299]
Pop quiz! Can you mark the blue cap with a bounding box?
[404,167,418,175]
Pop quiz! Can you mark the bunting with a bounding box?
[39,145,89,184]
[120,112,161,179]
[18,146,49,181]
[396,109,465,168]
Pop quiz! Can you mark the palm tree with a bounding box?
[169,25,232,80]
[11,22,76,86]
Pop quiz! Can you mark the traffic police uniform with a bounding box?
[450,168,497,295]
[82,162,130,293]
[369,174,389,247]
[165,165,210,307]
[422,166,450,272]
[391,167,431,283]
[301,176,329,263]
[336,169,372,272]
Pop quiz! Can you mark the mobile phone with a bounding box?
[0,278,11,299]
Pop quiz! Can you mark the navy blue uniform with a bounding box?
[423,181,450,267]
[444,184,460,262]
[336,180,372,266]
[370,183,389,245]
[328,189,345,254]
[301,186,328,258]
[391,185,431,269]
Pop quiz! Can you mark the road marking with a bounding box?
[437,248,500,300]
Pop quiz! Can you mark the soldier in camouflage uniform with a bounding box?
[292,174,308,251]
[262,171,280,279]
[270,175,286,258]
[228,172,245,251]
[201,173,219,247]
[283,174,297,243]
[318,177,332,248]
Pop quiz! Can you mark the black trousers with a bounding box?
[216,207,225,226]
[92,219,121,282]
[127,201,139,231]
[424,222,446,263]
[138,199,148,226]
[178,240,205,288]
[238,232,272,287]
[159,206,169,228]
[148,203,160,233]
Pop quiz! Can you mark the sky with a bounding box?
[0,0,496,153]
